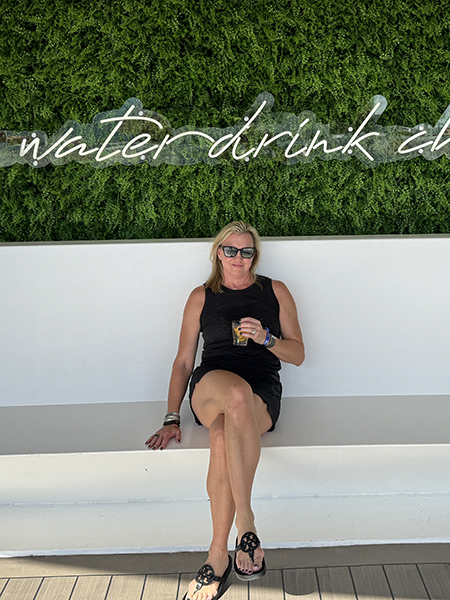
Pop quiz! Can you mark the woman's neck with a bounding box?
[222,274,254,290]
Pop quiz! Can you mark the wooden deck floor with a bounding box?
[1,545,450,599]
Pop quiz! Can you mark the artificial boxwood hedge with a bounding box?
[1,0,450,242]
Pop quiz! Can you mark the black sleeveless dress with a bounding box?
[189,275,282,431]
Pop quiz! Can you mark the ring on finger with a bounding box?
[252,329,256,335]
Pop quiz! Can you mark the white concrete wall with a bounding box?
[1,235,449,407]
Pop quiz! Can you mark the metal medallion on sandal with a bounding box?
[234,531,267,581]
[183,555,232,600]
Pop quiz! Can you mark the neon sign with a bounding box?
[1,93,449,169]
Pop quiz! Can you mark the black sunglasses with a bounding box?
[220,246,256,259]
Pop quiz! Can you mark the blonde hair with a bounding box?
[205,221,261,293]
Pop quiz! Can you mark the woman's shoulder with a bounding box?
[270,279,294,302]
[188,285,206,304]
[257,275,285,291]
[182,285,206,320]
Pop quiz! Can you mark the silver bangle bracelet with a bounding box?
[163,412,181,427]
[266,334,277,349]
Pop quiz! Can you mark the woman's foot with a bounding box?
[234,531,266,579]
[184,552,231,600]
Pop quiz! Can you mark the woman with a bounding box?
[146,222,304,600]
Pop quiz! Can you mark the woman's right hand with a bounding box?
[145,424,181,450]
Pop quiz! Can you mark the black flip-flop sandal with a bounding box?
[183,555,232,600]
[234,531,267,581]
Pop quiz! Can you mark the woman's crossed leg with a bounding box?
[185,370,272,599]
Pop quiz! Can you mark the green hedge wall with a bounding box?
[1,0,450,241]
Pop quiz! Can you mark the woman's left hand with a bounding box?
[239,317,266,345]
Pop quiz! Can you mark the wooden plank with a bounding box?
[0,578,42,600]
[384,565,429,600]
[351,565,392,600]
[71,576,111,600]
[105,575,146,600]
[178,573,196,600]
[142,574,180,600]
[34,577,77,600]
[317,567,357,600]
[249,570,283,600]
[418,563,450,599]
[224,573,247,600]
[283,568,320,600]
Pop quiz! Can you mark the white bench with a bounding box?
[1,236,450,556]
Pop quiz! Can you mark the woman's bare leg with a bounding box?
[208,415,236,553]
[185,415,235,600]
[191,370,272,577]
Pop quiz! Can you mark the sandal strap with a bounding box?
[194,563,224,591]
[235,531,261,563]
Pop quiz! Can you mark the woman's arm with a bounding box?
[146,285,205,449]
[166,285,205,410]
[239,280,305,366]
[270,280,305,366]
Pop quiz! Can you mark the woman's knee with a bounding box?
[223,381,255,420]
